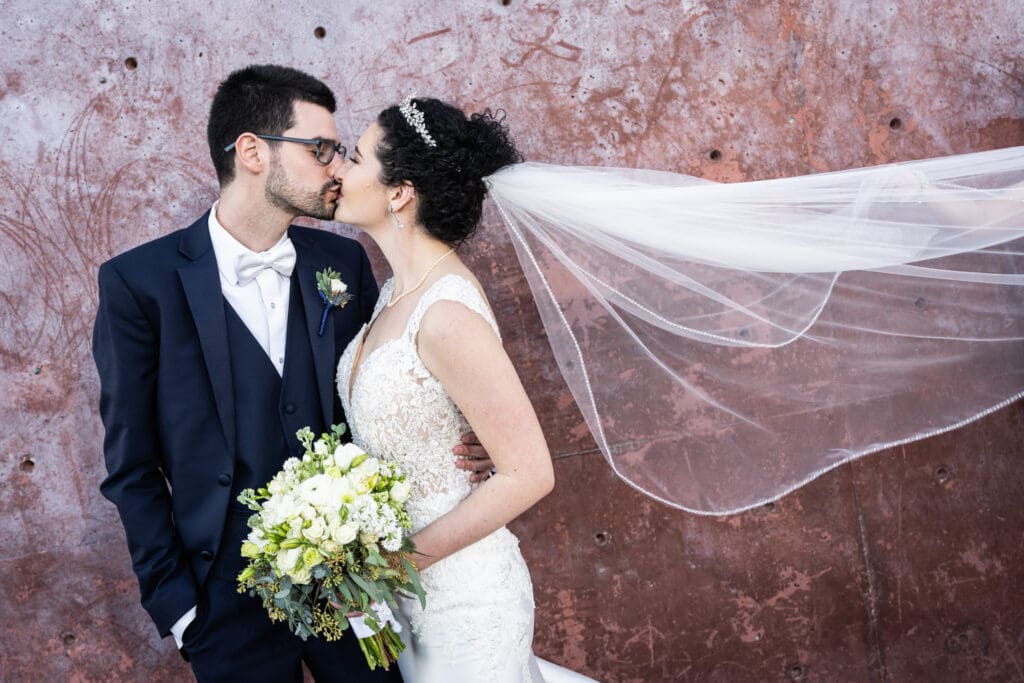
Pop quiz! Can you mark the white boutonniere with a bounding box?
[315,267,353,335]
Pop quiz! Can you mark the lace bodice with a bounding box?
[336,274,590,683]
[337,274,502,532]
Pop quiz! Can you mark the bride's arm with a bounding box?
[409,300,555,571]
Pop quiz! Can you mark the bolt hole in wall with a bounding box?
[499,0,511,5]
[788,664,806,680]
[708,148,722,162]
[62,633,76,647]
[20,456,35,472]
[935,465,951,483]
[594,531,610,546]
[124,56,138,70]
[889,116,902,130]
[314,26,326,39]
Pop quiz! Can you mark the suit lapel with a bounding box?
[178,216,237,459]
[292,229,335,430]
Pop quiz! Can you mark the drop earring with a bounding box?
[387,204,404,230]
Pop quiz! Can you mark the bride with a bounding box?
[334,96,595,682]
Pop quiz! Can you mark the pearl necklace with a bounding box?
[386,247,456,308]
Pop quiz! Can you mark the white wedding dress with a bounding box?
[338,274,596,683]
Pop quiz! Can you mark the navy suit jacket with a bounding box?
[93,213,378,636]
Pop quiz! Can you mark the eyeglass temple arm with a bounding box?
[223,135,335,153]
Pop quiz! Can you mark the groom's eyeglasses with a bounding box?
[224,135,347,166]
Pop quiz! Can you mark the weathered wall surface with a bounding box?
[1,1,1022,681]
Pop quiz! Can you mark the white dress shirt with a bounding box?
[169,203,294,648]
[209,201,292,375]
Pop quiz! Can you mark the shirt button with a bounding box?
[270,302,276,309]
[285,403,296,415]
[217,473,231,486]
[278,356,284,364]
[200,550,214,561]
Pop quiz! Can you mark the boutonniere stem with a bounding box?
[315,268,353,335]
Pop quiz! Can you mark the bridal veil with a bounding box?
[486,146,1024,515]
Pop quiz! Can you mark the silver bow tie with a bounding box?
[235,239,297,286]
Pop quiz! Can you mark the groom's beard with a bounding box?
[265,165,338,220]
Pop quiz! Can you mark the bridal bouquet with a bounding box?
[236,424,425,671]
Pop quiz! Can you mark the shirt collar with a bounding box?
[208,200,291,286]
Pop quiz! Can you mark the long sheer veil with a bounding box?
[486,147,1024,515]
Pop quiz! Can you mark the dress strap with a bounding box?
[370,279,394,325]
[405,274,502,343]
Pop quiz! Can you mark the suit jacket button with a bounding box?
[284,403,296,415]
[217,473,231,486]
[200,550,214,561]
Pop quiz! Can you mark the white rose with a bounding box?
[330,278,347,296]
[303,517,326,541]
[288,564,313,585]
[390,481,412,504]
[331,521,358,546]
[333,443,364,471]
[352,460,381,492]
[277,547,302,573]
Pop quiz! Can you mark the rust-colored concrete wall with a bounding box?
[2,2,1022,681]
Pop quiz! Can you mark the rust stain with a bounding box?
[407,27,452,44]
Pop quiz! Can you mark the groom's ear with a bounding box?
[230,133,268,177]
[389,182,417,213]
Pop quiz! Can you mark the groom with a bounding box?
[93,65,491,681]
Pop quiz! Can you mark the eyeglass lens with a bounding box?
[315,140,345,165]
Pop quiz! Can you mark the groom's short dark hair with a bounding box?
[208,64,337,186]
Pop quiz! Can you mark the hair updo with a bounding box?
[376,98,522,246]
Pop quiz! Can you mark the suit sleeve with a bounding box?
[93,261,199,637]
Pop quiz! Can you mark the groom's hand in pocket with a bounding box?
[453,431,495,482]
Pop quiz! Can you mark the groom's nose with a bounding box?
[326,153,345,180]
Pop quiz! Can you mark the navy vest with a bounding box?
[223,275,324,503]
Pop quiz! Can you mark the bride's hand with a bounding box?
[327,599,363,617]
[453,431,495,482]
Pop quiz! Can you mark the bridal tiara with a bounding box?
[399,94,437,147]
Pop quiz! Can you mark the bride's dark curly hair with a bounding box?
[376,97,522,246]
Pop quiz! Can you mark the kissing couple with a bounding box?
[94,64,597,682]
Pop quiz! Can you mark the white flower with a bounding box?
[331,521,358,546]
[286,518,305,538]
[390,481,412,503]
[262,493,301,527]
[289,564,313,585]
[351,459,381,492]
[330,278,347,296]
[313,440,329,456]
[333,443,364,471]
[268,477,288,496]
[303,517,327,541]
[247,529,269,550]
[277,547,302,573]
[383,536,402,552]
